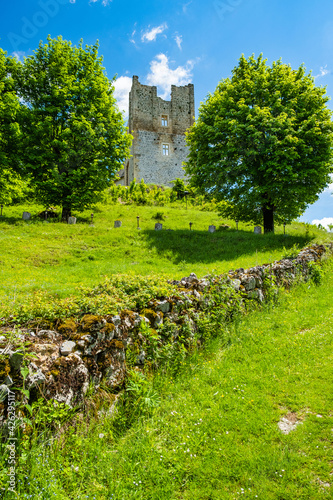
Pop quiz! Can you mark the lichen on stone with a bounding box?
[58,318,77,336]
[0,357,11,380]
[80,314,103,332]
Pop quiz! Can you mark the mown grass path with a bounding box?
[15,261,333,500]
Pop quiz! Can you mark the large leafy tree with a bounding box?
[185,54,333,233]
[17,36,131,219]
[0,48,25,205]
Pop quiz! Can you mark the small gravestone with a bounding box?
[114,220,122,228]
[208,225,216,233]
[68,217,77,224]
[254,226,262,234]
[22,212,31,221]
[155,223,163,231]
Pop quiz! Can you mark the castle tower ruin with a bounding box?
[120,76,195,186]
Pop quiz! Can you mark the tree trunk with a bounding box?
[61,206,72,221]
[262,204,274,233]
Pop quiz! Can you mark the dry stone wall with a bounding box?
[0,244,331,428]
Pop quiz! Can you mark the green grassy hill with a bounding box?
[1,200,333,499]
[0,201,331,311]
[5,257,333,500]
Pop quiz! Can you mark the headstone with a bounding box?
[68,217,77,224]
[114,220,122,228]
[22,212,31,221]
[208,225,216,233]
[254,226,262,234]
[155,223,163,230]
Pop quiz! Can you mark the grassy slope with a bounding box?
[12,260,333,500]
[0,202,331,308]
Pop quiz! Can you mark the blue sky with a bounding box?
[1,0,333,226]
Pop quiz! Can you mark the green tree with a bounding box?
[185,54,333,233]
[0,48,25,205]
[171,177,186,199]
[17,36,131,219]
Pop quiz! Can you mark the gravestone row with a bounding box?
[19,212,263,233]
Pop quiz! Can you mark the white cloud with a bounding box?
[146,53,195,99]
[12,51,26,61]
[89,0,112,5]
[312,217,333,231]
[114,53,196,118]
[174,34,183,50]
[130,28,136,45]
[314,65,330,79]
[141,23,168,43]
[113,76,132,119]
[183,1,192,13]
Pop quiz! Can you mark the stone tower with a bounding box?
[120,76,195,186]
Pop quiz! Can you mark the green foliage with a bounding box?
[308,261,324,285]
[0,274,177,325]
[105,180,216,209]
[113,370,160,434]
[85,274,175,311]
[16,36,131,219]
[262,273,280,304]
[0,49,26,204]
[0,170,33,206]
[282,243,300,259]
[151,211,166,220]
[185,54,333,233]
[30,398,77,430]
[1,200,332,324]
[4,259,333,499]
[171,177,186,199]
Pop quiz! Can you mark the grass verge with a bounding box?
[1,259,332,499]
[1,201,332,319]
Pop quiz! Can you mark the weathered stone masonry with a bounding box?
[119,76,195,186]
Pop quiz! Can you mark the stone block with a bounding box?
[241,275,256,291]
[247,289,264,302]
[155,223,163,230]
[114,220,122,228]
[156,300,170,313]
[254,226,262,234]
[26,369,46,389]
[68,217,77,224]
[22,212,31,220]
[208,225,216,233]
[60,340,76,356]
[230,279,241,292]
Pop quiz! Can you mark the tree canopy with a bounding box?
[185,54,333,233]
[0,48,26,204]
[16,36,131,219]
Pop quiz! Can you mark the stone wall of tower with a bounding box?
[123,76,195,186]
